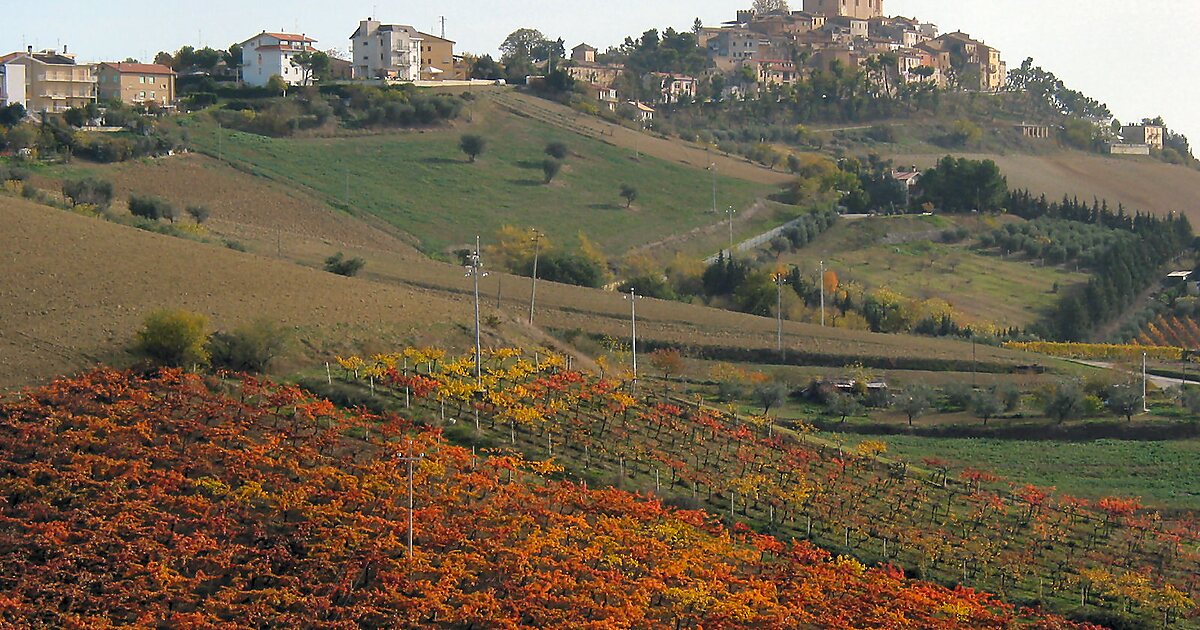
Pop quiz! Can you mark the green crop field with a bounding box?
[779,214,1089,328]
[850,434,1200,511]
[183,100,775,257]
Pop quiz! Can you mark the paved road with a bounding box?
[1071,359,1198,389]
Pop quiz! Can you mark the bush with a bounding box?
[324,252,367,277]
[135,309,210,367]
[62,177,115,208]
[208,320,290,373]
[1,166,31,182]
[128,194,177,222]
[459,134,485,162]
[545,141,569,160]
[186,204,212,224]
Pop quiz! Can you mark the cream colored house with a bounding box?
[0,47,96,114]
[97,63,176,106]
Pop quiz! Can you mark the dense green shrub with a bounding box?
[324,252,366,277]
[208,320,290,373]
[62,177,115,208]
[128,195,178,221]
[135,309,210,367]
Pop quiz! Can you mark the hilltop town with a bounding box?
[0,0,1179,157]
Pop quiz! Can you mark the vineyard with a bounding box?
[1003,341,1184,362]
[1136,315,1200,350]
[0,369,1097,629]
[319,349,1200,627]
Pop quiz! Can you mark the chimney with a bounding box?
[63,44,68,54]
[27,45,33,54]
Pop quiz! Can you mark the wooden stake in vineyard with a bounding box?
[396,441,425,559]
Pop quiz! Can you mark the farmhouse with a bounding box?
[240,32,318,87]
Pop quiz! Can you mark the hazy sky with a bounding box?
[4,1,1196,141]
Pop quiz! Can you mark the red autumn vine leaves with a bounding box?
[0,368,1100,628]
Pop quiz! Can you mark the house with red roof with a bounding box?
[97,62,175,107]
[240,31,318,87]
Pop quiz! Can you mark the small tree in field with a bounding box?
[620,183,638,208]
[826,391,861,423]
[135,309,210,368]
[545,141,569,160]
[753,381,789,414]
[187,204,211,224]
[1045,381,1085,424]
[648,348,684,381]
[1106,383,1142,422]
[970,389,1004,425]
[460,134,486,163]
[542,158,561,184]
[898,384,933,426]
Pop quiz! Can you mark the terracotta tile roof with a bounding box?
[0,52,21,64]
[254,45,313,51]
[265,32,316,43]
[100,62,175,75]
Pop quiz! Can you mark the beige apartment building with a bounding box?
[416,32,466,80]
[803,0,884,20]
[96,63,176,106]
[0,47,96,114]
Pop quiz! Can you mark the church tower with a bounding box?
[802,0,884,20]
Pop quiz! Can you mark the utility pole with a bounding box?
[465,236,486,387]
[1143,351,1149,413]
[528,229,543,325]
[396,441,425,558]
[819,260,826,327]
[708,146,717,214]
[624,288,641,390]
[726,205,736,257]
[772,270,789,354]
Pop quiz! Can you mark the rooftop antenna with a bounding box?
[440,16,447,39]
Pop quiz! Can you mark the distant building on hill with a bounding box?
[416,32,466,81]
[240,32,318,87]
[0,47,95,114]
[96,62,176,107]
[350,18,422,82]
[803,0,884,20]
[1121,124,1164,150]
[1015,123,1052,139]
[571,43,597,64]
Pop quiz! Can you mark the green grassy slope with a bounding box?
[853,434,1200,511]
[184,100,774,257]
[778,214,1089,328]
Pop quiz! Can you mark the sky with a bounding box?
[3,1,1197,142]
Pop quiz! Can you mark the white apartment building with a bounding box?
[350,18,422,81]
[0,60,26,109]
[240,32,318,87]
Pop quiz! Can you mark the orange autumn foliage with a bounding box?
[0,369,1097,629]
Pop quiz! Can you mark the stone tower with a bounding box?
[802,0,884,20]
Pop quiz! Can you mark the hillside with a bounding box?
[777,213,1089,328]
[181,94,783,259]
[0,193,1059,392]
[0,194,478,390]
[889,151,1200,222]
[0,369,1094,628]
